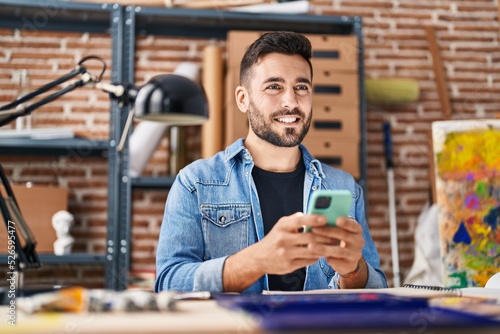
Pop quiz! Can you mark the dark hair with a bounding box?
[239,31,313,86]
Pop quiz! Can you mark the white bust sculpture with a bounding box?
[52,210,75,255]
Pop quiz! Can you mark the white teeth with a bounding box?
[277,117,297,123]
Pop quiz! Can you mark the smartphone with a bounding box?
[307,190,352,227]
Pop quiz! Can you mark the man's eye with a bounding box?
[267,84,281,90]
[295,85,310,95]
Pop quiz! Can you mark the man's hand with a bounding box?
[254,212,332,275]
[223,212,329,292]
[308,217,368,288]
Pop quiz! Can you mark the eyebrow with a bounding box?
[263,76,312,86]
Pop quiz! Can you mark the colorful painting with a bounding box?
[432,120,500,288]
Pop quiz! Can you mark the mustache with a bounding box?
[271,108,305,118]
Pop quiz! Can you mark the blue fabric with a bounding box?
[155,139,388,293]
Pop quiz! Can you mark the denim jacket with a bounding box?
[155,139,388,293]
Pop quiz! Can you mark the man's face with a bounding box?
[238,53,313,147]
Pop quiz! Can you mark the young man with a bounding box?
[155,31,387,294]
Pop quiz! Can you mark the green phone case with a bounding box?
[307,190,352,227]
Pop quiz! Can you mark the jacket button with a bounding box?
[312,186,318,190]
[219,216,226,223]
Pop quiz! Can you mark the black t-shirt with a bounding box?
[252,159,306,291]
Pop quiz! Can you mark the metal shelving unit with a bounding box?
[0,137,113,284]
[131,176,175,190]
[0,0,111,33]
[0,0,366,291]
[0,253,106,264]
[0,138,108,156]
[134,6,355,38]
[0,0,120,290]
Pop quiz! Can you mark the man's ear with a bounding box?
[235,85,249,113]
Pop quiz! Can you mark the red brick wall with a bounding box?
[1,1,499,288]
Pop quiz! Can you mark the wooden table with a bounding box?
[3,298,500,334]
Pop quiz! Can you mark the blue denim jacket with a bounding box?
[155,139,387,293]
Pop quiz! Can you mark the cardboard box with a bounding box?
[309,105,360,140]
[224,30,360,147]
[226,31,262,69]
[224,68,249,146]
[226,31,359,72]
[0,185,68,254]
[302,137,360,178]
[312,71,359,107]
[307,34,358,71]
[224,31,257,146]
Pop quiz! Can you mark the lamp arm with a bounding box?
[18,74,90,117]
[0,65,86,112]
[0,65,91,127]
[0,72,91,128]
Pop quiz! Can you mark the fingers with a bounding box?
[270,215,365,278]
[335,217,362,233]
[308,243,357,259]
[277,212,328,232]
[311,218,362,240]
[307,217,364,270]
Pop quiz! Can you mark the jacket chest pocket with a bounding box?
[201,204,251,260]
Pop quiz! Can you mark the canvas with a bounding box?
[432,119,500,288]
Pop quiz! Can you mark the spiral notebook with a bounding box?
[402,284,500,300]
[263,284,500,300]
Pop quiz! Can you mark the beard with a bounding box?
[247,100,312,148]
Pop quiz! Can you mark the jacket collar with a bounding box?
[299,143,325,178]
[224,138,325,178]
[224,138,249,162]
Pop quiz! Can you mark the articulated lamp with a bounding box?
[98,73,209,151]
[0,55,209,130]
[0,55,208,276]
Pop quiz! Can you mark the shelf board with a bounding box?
[131,176,175,189]
[0,137,108,157]
[0,253,107,265]
[0,0,111,33]
[134,7,356,38]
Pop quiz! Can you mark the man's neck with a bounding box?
[244,135,302,173]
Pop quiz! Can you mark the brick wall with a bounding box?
[1,1,499,288]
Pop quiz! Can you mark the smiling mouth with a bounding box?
[275,116,300,124]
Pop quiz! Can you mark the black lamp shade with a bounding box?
[134,74,209,126]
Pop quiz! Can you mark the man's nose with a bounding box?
[281,88,299,110]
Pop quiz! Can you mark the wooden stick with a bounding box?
[425,26,452,120]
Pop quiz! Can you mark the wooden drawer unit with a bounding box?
[302,137,360,178]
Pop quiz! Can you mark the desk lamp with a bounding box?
[0,55,208,289]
